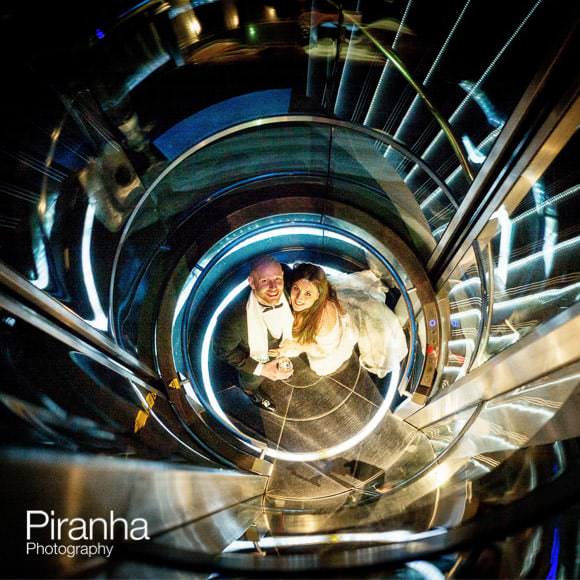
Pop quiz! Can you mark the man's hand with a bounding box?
[260,359,293,381]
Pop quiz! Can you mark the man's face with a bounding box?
[249,262,284,306]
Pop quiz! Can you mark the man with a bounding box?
[213,255,294,409]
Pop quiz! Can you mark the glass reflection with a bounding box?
[439,130,578,392]
[437,246,484,390]
[479,130,579,365]
[421,406,477,457]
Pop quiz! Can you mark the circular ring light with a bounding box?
[176,220,416,462]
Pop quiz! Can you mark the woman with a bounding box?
[272,263,407,377]
[272,263,357,375]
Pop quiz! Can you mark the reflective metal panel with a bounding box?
[1,448,265,577]
[152,499,261,554]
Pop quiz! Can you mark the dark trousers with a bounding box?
[239,370,264,393]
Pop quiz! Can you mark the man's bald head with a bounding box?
[248,255,284,306]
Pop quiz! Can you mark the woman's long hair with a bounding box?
[290,263,343,344]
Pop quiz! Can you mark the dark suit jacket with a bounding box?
[212,290,283,389]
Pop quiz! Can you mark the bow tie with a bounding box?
[261,303,284,313]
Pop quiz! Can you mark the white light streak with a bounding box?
[419,127,501,210]
[201,279,257,434]
[31,238,50,290]
[493,281,580,312]
[450,308,481,320]
[81,204,108,330]
[512,184,580,224]
[508,234,580,272]
[406,561,445,580]
[173,270,201,324]
[448,278,480,296]
[31,195,59,291]
[492,205,513,289]
[335,8,362,116]
[542,215,558,278]
[43,193,58,238]
[448,339,476,349]
[364,0,415,126]
[462,134,486,164]
[384,0,472,153]
[223,527,445,552]
[431,224,447,239]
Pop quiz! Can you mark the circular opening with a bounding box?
[171,214,426,463]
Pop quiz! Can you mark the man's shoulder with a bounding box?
[218,290,250,326]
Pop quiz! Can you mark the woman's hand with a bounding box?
[269,339,305,358]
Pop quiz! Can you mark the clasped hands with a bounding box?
[268,339,305,359]
[260,340,304,381]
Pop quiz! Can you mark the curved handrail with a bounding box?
[471,240,495,369]
[333,4,475,182]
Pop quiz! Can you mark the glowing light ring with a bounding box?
[177,221,417,462]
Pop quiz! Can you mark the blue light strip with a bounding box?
[117,0,155,21]
[546,527,560,580]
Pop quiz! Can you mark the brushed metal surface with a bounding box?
[407,303,580,429]
[2,448,266,576]
[152,499,261,554]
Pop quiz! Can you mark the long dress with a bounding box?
[259,271,415,458]
[260,339,432,496]
[223,271,434,499]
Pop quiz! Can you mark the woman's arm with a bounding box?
[269,339,307,357]
[316,301,338,336]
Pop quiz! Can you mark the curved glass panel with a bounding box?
[330,126,452,255]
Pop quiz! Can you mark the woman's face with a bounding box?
[291,279,320,312]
